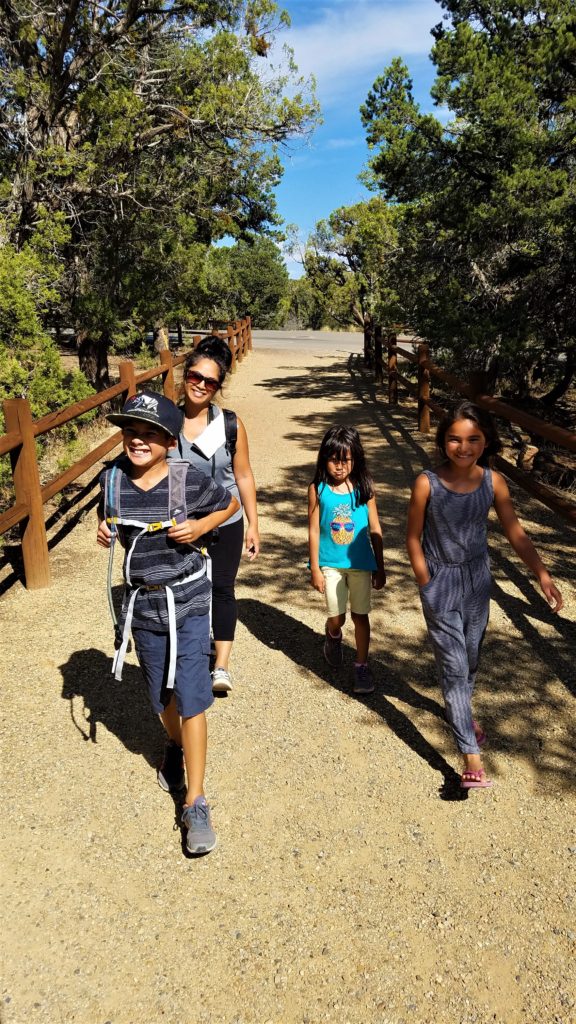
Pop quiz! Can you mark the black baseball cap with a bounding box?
[107,390,182,439]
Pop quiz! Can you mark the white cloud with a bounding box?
[276,0,440,105]
[324,136,363,150]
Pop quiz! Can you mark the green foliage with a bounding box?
[0,240,91,426]
[360,0,576,396]
[299,198,400,331]
[0,0,319,386]
[287,277,325,330]
[190,238,291,328]
[0,237,93,499]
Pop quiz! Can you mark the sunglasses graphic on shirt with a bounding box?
[331,522,354,533]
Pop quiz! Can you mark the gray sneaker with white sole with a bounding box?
[212,667,233,692]
[182,796,217,855]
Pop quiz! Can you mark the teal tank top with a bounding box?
[317,482,376,570]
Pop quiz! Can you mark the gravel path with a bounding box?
[2,345,575,1024]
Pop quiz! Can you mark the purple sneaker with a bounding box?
[324,627,343,667]
[353,663,375,695]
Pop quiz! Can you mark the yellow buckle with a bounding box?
[147,522,164,532]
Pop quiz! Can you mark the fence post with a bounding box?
[469,369,489,399]
[240,318,248,357]
[418,343,431,433]
[363,321,374,367]
[227,324,237,372]
[387,332,398,405]
[374,324,383,384]
[160,349,175,401]
[118,360,137,401]
[246,316,253,352]
[3,398,51,589]
[234,320,244,363]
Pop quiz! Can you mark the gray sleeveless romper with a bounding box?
[419,468,493,754]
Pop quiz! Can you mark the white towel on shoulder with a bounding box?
[191,412,226,459]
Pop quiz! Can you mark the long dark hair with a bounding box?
[183,336,232,390]
[436,400,502,467]
[312,425,374,506]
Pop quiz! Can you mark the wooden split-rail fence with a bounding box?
[364,325,576,527]
[0,317,252,590]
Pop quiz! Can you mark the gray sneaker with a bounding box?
[182,796,217,855]
[353,663,375,695]
[323,628,343,667]
[157,740,185,793]
[212,667,233,693]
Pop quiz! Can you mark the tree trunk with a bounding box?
[483,352,500,394]
[153,320,170,353]
[363,316,374,368]
[540,351,575,406]
[77,328,111,391]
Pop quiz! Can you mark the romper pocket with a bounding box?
[419,565,437,593]
[419,568,443,612]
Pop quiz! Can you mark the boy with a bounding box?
[97,390,239,854]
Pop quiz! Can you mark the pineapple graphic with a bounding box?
[330,501,355,546]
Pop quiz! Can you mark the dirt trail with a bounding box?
[2,345,575,1024]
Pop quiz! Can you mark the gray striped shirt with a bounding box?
[99,462,231,632]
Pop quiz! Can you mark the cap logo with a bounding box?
[130,394,159,413]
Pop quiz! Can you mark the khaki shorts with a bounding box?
[322,566,372,616]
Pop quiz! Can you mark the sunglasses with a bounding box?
[185,369,220,393]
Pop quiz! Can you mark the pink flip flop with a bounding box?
[461,769,492,790]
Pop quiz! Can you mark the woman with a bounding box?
[173,336,260,692]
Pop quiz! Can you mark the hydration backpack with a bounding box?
[103,458,209,689]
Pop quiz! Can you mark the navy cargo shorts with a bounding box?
[132,612,214,718]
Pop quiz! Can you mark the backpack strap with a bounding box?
[104,463,122,530]
[166,459,189,523]
[222,408,237,461]
[103,464,122,642]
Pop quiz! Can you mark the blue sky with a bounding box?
[269,0,445,276]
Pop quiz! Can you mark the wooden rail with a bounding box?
[0,317,252,589]
[365,327,576,527]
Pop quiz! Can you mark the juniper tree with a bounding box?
[361,1,576,398]
[0,1,317,386]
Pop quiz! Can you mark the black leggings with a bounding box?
[208,517,244,641]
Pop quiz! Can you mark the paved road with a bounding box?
[251,328,365,352]
[251,328,417,355]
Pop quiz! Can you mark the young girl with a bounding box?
[308,426,386,694]
[406,400,563,789]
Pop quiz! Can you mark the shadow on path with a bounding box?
[257,353,576,702]
[0,472,101,597]
[238,597,465,801]
[59,646,164,768]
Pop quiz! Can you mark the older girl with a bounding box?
[406,400,562,789]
